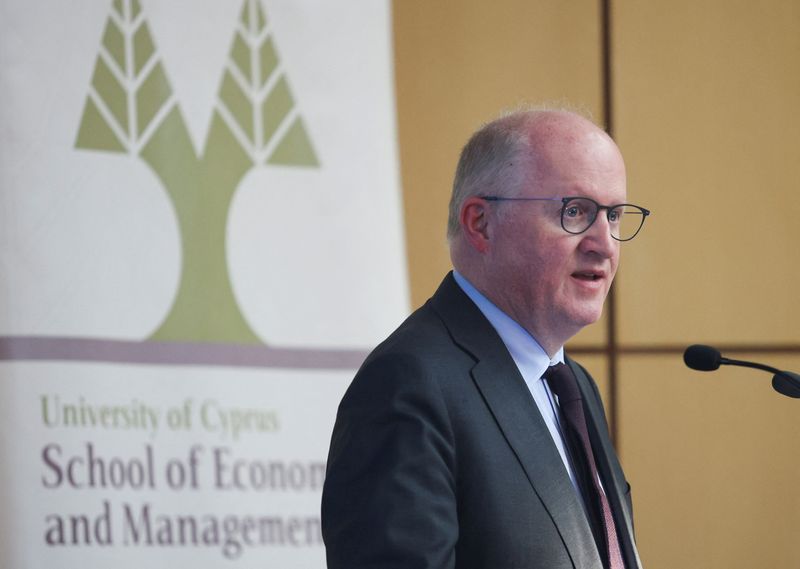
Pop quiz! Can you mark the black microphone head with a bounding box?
[772,372,800,399]
[683,344,722,371]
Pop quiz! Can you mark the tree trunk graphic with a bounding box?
[75,0,318,344]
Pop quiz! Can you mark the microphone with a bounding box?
[683,344,800,398]
[683,344,724,371]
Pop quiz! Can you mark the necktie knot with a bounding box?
[543,362,582,404]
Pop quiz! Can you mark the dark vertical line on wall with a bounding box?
[600,0,619,445]
[601,0,614,136]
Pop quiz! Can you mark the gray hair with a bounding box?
[446,105,595,240]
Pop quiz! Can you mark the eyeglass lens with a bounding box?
[562,198,646,241]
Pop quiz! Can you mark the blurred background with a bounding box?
[394,1,800,568]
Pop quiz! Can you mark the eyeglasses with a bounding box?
[481,196,650,241]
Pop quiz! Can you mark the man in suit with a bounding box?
[321,108,649,568]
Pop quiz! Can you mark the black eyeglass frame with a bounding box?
[480,195,651,242]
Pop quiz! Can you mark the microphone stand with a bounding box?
[722,357,800,399]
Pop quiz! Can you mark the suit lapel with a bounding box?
[430,274,604,569]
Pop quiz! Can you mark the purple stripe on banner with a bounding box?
[0,336,369,370]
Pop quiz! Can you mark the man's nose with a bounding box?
[580,213,617,257]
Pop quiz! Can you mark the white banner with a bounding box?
[0,1,408,567]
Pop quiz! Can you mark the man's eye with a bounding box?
[608,210,620,222]
[565,206,582,218]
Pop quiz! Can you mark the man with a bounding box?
[322,109,649,568]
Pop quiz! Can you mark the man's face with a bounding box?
[485,124,627,352]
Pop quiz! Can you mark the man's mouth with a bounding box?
[572,270,604,282]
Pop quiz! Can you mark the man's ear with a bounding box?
[460,196,491,253]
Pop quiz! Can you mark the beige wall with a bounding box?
[393,1,800,568]
[613,2,800,567]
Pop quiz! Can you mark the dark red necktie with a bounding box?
[544,363,625,569]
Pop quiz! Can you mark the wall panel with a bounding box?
[614,0,800,345]
[618,354,800,569]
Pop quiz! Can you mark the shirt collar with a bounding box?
[452,271,564,379]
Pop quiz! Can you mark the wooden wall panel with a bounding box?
[618,354,800,569]
[613,1,800,345]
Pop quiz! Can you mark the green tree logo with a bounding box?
[75,0,318,344]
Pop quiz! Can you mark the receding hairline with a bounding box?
[447,106,607,241]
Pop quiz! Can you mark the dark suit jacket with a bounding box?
[322,273,642,568]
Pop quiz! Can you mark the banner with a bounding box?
[0,1,408,567]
